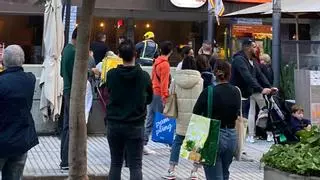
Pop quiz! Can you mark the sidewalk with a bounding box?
[22,136,272,180]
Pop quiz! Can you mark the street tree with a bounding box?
[68,0,96,179]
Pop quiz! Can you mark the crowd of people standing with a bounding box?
[0,26,279,180]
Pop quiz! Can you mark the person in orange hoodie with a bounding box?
[144,41,173,155]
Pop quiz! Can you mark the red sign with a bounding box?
[225,0,271,3]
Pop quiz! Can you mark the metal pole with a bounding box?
[295,15,300,71]
[64,0,71,46]
[208,16,213,41]
[126,18,135,43]
[207,2,214,42]
[272,0,281,87]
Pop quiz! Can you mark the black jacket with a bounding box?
[230,51,271,98]
[90,41,110,64]
[260,64,274,85]
[193,83,241,128]
[200,69,214,89]
[0,67,39,158]
[105,65,153,126]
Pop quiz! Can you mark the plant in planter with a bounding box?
[261,126,320,177]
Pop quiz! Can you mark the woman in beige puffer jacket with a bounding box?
[163,56,203,180]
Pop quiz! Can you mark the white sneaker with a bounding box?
[267,134,274,142]
[247,136,255,143]
[143,146,156,155]
[190,171,199,180]
[162,170,176,179]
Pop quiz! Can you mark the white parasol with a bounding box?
[40,0,64,121]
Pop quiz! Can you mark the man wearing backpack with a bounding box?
[144,41,173,155]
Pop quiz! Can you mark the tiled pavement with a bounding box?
[22,136,272,180]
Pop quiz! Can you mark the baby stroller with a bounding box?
[260,93,299,144]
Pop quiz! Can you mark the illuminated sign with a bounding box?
[225,0,271,3]
[170,0,206,8]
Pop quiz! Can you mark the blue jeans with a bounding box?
[204,129,237,180]
[0,153,27,180]
[144,95,163,145]
[169,135,185,165]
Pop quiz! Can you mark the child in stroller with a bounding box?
[260,94,299,144]
[290,105,312,135]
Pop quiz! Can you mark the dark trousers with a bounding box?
[107,123,144,180]
[0,153,27,180]
[242,99,250,119]
[60,93,70,167]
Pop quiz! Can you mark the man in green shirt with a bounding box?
[59,28,77,170]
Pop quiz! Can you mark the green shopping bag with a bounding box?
[200,86,221,166]
[180,86,220,165]
[180,114,211,162]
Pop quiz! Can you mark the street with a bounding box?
[22,136,272,180]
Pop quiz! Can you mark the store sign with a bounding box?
[225,0,271,3]
[170,0,206,8]
[232,18,263,25]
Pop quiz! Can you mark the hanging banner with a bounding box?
[170,0,206,8]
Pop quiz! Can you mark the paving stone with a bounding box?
[20,136,273,180]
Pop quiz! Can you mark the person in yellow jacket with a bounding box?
[135,31,159,66]
[96,51,123,86]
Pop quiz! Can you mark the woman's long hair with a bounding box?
[214,60,231,82]
[182,56,197,70]
[196,55,210,72]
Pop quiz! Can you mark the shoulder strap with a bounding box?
[153,43,158,57]
[235,86,243,117]
[207,86,213,119]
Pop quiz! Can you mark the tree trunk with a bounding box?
[68,0,96,179]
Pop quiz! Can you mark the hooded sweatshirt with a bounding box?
[152,55,170,103]
[173,70,203,136]
[105,65,153,126]
[230,50,271,98]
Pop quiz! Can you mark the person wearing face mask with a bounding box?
[230,39,278,144]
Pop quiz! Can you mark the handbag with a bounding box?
[199,86,221,166]
[151,112,176,145]
[234,87,248,161]
[164,79,178,118]
[163,94,178,118]
[180,86,220,166]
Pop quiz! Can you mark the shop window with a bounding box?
[289,24,310,40]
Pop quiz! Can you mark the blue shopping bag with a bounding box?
[151,112,176,145]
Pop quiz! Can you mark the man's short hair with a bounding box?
[3,45,25,68]
[292,105,304,114]
[160,41,173,56]
[96,32,106,41]
[72,28,78,40]
[118,40,135,62]
[242,38,255,48]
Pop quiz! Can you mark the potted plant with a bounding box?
[261,126,320,180]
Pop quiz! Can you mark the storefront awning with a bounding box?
[225,0,320,17]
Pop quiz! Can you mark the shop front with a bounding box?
[0,0,259,64]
